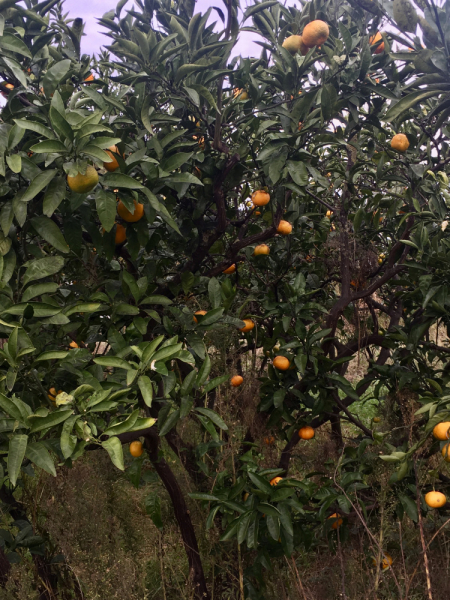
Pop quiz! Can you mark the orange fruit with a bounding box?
[67,165,99,193]
[251,190,270,206]
[254,210,261,216]
[254,244,270,256]
[282,35,308,55]
[240,319,255,332]
[69,341,79,349]
[277,220,292,235]
[233,88,248,100]
[193,310,207,323]
[129,441,144,457]
[328,513,343,529]
[298,121,303,131]
[243,492,249,501]
[432,422,450,440]
[264,436,275,446]
[117,199,144,222]
[193,135,205,149]
[391,133,409,152]
[302,20,329,48]
[115,223,127,245]
[270,476,283,486]
[372,553,393,569]
[231,375,243,387]
[103,145,122,172]
[326,210,333,218]
[442,443,450,462]
[273,356,290,370]
[83,73,95,83]
[223,264,236,274]
[48,387,63,401]
[424,491,447,508]
[298,426,315,440]
[369,32,385,54]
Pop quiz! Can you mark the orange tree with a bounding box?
[1,0,450,597]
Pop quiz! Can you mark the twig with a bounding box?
[414,462,433,600]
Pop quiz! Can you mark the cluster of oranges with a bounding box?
[282,19,329,56]
[66,146,145,246]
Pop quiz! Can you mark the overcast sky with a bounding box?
[63,0,263,58]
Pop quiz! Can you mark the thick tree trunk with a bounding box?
[143,429,210,600]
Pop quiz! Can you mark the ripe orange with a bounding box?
[240,319,255,332]
[254,210,261,216]
[424,491,447,508]
[83,73,95,83]
[369,32,385,54]
[270,476,283,486]
[103,145,122,172]
[115,223,127,245]
[298,426,315,440]
[273,356,290,370]
[223,264,236,274]
[264,436,275,446]
[326,210,333,218]
[442,443,450,462]
[231,375,243,387]
[298,122,303,131]
[254,244,270,256]
[432,422,450,440]
[193,310,207,323]
[302,20,329,48]
[372,553,393,569]
[243,492,249,501]
[48,387,63,401]
[67,165,99,193]
[277,220,292,235]
[130,441,144,457]
[391,133,409,152]
[69,341,79,349]
[328,513,343,529]
[117,199,144,222]
[193,135,205,149]
[251,190,270,206]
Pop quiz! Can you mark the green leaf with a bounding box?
[8,434,28,486]
[208,278,221,309]
[385,91,440,121]
[43,177,66,217]
[25,442,56,476]
[0,32,31,57]
[6,154,21,173]
[23,256,65,286]
[145,493,163,530]
[248,472,273,494]
[30,216,69,253]
[398,493,418,523]
[196,307,224,326]
[0,393,26,422]
[195,407,228,430]
[203,374,229,393]
[196,354,211,387]
[140,295,173,306]
[83,145,113,163]
[49,107,74,142]
[28,410,73,433]
[104,409,140,436]
[138,375,153,407]
[188,84,219,112]
[95,189,116,232]
[159,409,180,436]
[14,119,55,139]
[102,436,125,470]
[102,173,143,189]
[60,414,79,459]
[287,161,308,186]
[35,350,69,362]
[21,170,57,203]
[93,356,134,370]
[42,59,71,97]
[29,140,68,154]
[150,343,183,364]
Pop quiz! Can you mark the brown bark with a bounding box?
[143,428,210,599]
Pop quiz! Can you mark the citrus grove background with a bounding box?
[0,0,450,598]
